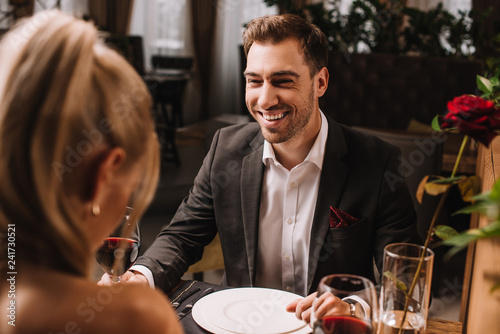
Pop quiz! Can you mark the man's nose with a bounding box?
[258,83,278,110]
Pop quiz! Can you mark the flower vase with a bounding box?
[378,243,434,334]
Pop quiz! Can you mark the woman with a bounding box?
[0,10,183,334]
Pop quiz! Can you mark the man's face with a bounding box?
[244,39,327,144]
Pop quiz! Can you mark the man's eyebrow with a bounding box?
[270,71,300,78]
[243,71,300,78]
[243,71,259,77]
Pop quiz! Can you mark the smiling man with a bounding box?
[105,14,419,326]
[244,36,327,170]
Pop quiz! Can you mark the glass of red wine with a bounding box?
[96,207,140,283]
[312,274,378,334]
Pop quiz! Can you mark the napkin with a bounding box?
[329,206,359,228]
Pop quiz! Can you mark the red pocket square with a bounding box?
[329,206,359,228]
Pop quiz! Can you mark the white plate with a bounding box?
[192,287,312,334]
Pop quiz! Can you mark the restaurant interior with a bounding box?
[2,0,499,333]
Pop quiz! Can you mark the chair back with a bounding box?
[105,34,145,75]
[151,56,194,71]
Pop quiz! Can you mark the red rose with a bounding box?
[441,95,500,147]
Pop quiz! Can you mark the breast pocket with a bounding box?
[329,217,367,240]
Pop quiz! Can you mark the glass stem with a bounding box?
[110,275,122,284]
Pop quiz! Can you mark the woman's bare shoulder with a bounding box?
[5,269,183,334]
[71,281,184,333]
[106,284,184,334]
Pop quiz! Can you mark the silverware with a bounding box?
[171,286,200,310]
[177,287,215,320]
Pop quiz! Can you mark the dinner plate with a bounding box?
[192,287,312,334]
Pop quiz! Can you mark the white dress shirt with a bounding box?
[254,111,328,296]
[132,111,329,295]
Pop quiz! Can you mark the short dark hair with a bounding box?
[242,14,328,76]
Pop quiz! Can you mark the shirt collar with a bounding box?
[262,110,328,170]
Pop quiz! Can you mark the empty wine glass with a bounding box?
[96,207,140,283]
[312,274,378,334]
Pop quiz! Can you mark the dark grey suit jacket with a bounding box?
[136,116,419,294]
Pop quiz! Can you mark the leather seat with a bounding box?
[352,127,444,241]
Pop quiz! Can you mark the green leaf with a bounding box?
[442,231,478,247]
[444,245,468,262]
[430,176,464,184]
[443,223,500,260]
[480,221,500,236]
[491,282,500,293]
[486,58,497,69]
[431,115,442,131]
[442,222,500,249]
[477,75,493,95]
[491,76,500,87]
[383,271,408,293]
[435,225,459,240]
[453,201,491,216]
[490,179,500,199]
[424,175,463,196]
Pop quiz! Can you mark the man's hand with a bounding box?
[286,291,351,325]
[97,270,149,287]
[285,292,316,324]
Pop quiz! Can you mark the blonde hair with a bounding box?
[0,11,159,277]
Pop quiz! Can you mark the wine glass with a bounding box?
[96,207,140,283]
[311,274,378,334]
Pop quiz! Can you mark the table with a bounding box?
[427,318,462,334]
[170,281,463,334]
[169,280,227,334]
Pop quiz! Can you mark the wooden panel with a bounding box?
[463,137,500,333]
[319,52,482,130]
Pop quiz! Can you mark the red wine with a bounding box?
[314,316,373,334]
[96,237,139,277]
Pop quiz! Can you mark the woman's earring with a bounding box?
[91,202,101,216]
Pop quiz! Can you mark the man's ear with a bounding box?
[315,67,329,98]
[89,147,127,203]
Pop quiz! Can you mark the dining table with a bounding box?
[169,280,463,334]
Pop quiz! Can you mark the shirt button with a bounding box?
[290,181,297,189]
[287,218,293,225]
[284,254,290,261]
[285,286,291,292]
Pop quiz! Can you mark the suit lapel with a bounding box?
[307,117,349,292]
[241,133,265,286]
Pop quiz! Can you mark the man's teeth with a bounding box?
[263,113,285,121]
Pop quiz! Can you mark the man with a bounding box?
[103,14,418,323]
